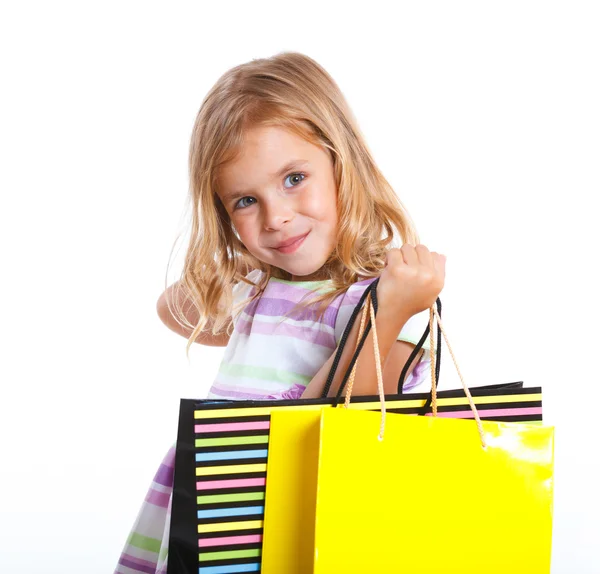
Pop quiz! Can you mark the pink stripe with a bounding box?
[195,421,270,433]
[241,295,338,328]
[422,406,542,418]
[196,477,266,491]
[145,487,170,508]
[198,534,263,548]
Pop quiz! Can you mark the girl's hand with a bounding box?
[377,244,446,326]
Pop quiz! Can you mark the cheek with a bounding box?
[231,218,256,245]
[304,186,338,222]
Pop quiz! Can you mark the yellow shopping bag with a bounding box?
[312,296,555,573]
[314,408,554,573]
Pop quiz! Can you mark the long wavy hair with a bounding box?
[165,51,419,358]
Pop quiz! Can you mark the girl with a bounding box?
[114,51,445,574]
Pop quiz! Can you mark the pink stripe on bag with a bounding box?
[198,534,262,547]
[196,477,266,490]
[423,407,542,418]
[195,421,270,433]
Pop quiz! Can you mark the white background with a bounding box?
[1,1,598,572]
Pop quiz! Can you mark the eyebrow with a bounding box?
[221,159,310,204]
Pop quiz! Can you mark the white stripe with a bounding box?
[221,331,332,374]
[150,481,171,495]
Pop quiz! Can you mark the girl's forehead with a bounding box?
[217,126,329,190]
[229,126,314,165]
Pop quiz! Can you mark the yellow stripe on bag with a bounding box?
[194,403,330,419]
[195,463,267,477]
[198,520,263,534]
[194,394,541,419]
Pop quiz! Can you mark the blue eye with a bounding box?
[233,173,305,210]
[234,196,257,210]
[284,172,305,188]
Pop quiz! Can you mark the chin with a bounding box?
[286,263,330,280]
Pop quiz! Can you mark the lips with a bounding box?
[274,233,308,249]
[272,232,309,254]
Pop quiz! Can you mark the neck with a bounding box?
[290,268,329,282]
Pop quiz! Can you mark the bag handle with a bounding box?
[320,278,443,400]
[320,279,380,401]
[344,291,488,448]
[397,298,442,395]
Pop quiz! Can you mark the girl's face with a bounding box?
[216,125,339,281]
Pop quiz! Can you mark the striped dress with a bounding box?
[113,271,432,574]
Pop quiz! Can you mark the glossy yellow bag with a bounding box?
[313,296,554,573]
[314,408,554,573]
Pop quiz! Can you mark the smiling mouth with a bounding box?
[273,233,309,254]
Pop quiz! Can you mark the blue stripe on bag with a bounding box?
[195,449,268,462]
[199,563,260,573]
[197,506,265,519]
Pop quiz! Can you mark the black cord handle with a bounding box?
[320,279,380,402]
[397,297,442,394]
[320,277,443,404]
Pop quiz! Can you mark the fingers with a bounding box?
[400,244,439,268]
[386,248,407,267]
[380,244,446,316]
[400,244,419,266]
[392,244,446,284]
[415,244,433,267]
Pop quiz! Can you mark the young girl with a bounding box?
[114,50,445,574]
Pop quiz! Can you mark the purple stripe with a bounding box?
[208,383,282,400]
[339,279,376,306]
[118,555,157,574]
[243,296,261,317]
[153,459,174,487]
[263,280,334,301]
[145,487,170,508]
[401,358,428,391]
[243,296,338,328]
[236,316,336,348]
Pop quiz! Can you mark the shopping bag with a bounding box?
[168,281,548,574]
[310,293,555,573]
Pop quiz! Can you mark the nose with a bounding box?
[262,196,294,231]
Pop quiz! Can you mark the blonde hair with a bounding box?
[165,51,419,358]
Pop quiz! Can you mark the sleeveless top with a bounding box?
[206,269,433,400]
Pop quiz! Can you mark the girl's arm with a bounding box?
[157,281,232,347]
